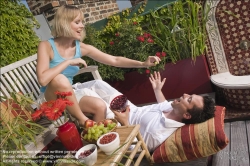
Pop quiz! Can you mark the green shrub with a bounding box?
[78,0,209,82]
[81,3,166,82]
[0,0,40,67]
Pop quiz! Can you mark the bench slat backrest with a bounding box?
[1,54,103,101]
[0,54,41,100]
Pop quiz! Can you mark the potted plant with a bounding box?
[0,92,45,165]
[146,0,209,63]
[80,0,213,105]
[82,7,166,81]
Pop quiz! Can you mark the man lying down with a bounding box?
[73,71,215,152]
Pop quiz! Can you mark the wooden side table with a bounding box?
[60,125,153,166]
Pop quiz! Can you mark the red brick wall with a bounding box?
[26,0,119,25]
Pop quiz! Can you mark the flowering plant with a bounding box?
[84,16,167,81]
[81,1,209,82]
[31,91,73,126]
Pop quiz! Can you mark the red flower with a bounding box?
[145,69,150,74]
[44,100,65,120]
[31,91,73,123]
[147,38,154,43]
[55,91,72,98]
[155,52,161,57]
[115,33,120,37]
[161,52,166,57]
[31,109,43,121]
[133,22,137,25]
[109,41,114,45]
[137,36,145,42]
[62,99,74,106]
[143,33,152,38]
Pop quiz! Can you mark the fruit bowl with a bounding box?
[97,132,120,155]
[81,119,118,144]
[110,95,128,112]
[75,144,97,166]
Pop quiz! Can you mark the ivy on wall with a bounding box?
[0,0,40,67]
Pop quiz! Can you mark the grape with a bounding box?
[87,133,91,140]
[83,120,117,142]
[102,128,108,134]
[95,129,100,134]
[99,124,104,128]
[94,133,99,138]
[91,128,95,134]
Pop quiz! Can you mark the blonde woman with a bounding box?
[36,5,160,126]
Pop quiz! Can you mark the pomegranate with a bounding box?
[78,148,95,159]
[110,95,128,112]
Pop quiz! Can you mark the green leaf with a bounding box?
[0,1,40,67]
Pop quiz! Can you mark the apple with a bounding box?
[84,119,96,129]
[103,119,113,127]
[97,121,104,126]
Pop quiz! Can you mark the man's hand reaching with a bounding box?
[149,71,166,91]
[149,71,166,103]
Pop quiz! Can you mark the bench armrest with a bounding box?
[76,66,102,80]
[210,72,250,89]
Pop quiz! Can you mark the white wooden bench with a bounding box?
[0,54,102,157]
[210,72,250,89]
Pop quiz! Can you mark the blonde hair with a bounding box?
[51,5,86,41]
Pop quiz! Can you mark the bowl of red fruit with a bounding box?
[110,95,128,112]
[81,119,118,144]
[75,144,97,166]
[97,132,120,155]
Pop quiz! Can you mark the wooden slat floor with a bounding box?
[212,120,250,166]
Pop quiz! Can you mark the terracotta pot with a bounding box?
[107,55,213,105]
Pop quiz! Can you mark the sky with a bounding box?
[20,0,132,12]
[20,0,30,11]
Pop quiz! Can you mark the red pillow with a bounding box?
[152,106,229,163]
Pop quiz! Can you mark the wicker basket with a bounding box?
[81,119,118,144]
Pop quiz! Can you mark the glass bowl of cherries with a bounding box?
[110,95,128,113]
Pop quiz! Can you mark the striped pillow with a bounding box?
[152,106,229,163]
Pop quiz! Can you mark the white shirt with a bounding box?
[129,100,185,152]
[72,80,185,152]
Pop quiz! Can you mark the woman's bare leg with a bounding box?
[44,74,88,126]
[79,96,106,122]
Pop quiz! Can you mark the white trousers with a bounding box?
[73,80,136,119]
